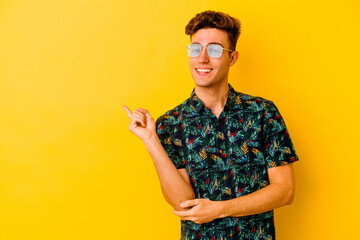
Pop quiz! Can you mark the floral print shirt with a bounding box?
[156,84,299,240]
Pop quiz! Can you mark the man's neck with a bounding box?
[194,83,229,118]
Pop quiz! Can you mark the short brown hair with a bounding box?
[185,10,241,51]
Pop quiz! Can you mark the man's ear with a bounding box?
[229,51,239,67]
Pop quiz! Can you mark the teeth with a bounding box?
[196,69,212,73]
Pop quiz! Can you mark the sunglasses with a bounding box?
[186,43,234,58]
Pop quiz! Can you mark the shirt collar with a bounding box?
[188,89,206,113]
[188,84,239,113]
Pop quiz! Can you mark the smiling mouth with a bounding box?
[196,68,213,73]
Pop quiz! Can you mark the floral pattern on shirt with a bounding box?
[156,84,299,240]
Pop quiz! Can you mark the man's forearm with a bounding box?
[220,164,295,218]
[174,164,295,224]
[174,181,294,224]
[143,135,195,210]
[219,181,294,218]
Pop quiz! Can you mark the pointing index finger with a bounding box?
[122,105,132,119]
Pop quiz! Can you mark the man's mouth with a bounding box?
[196,68,213,73]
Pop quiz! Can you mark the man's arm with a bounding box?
[173,163,295,224]
[123,106,195,211]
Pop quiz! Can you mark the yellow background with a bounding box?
[1,0,359,239]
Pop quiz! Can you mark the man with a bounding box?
[124,10,298,240]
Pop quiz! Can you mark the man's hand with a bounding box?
[173,199,223,225]
[123,105,156,141]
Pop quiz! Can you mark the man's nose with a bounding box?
[198,46,209,63]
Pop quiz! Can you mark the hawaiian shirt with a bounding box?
[156,84,299,240]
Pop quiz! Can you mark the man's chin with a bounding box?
[194,78,212,87]
[193,79,226,89]
[194,82,212,88]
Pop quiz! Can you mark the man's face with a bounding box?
[189,28,238,89]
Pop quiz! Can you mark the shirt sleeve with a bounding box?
[156,115,185,169]
[262,101,299,168]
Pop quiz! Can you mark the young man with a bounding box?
[124,10,298,240]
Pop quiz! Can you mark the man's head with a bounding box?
[185,10,241,51]
[185,11,241,89]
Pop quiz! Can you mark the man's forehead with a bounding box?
[190,28,230,46]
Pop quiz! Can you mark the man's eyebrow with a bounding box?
[191,41,225,47]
